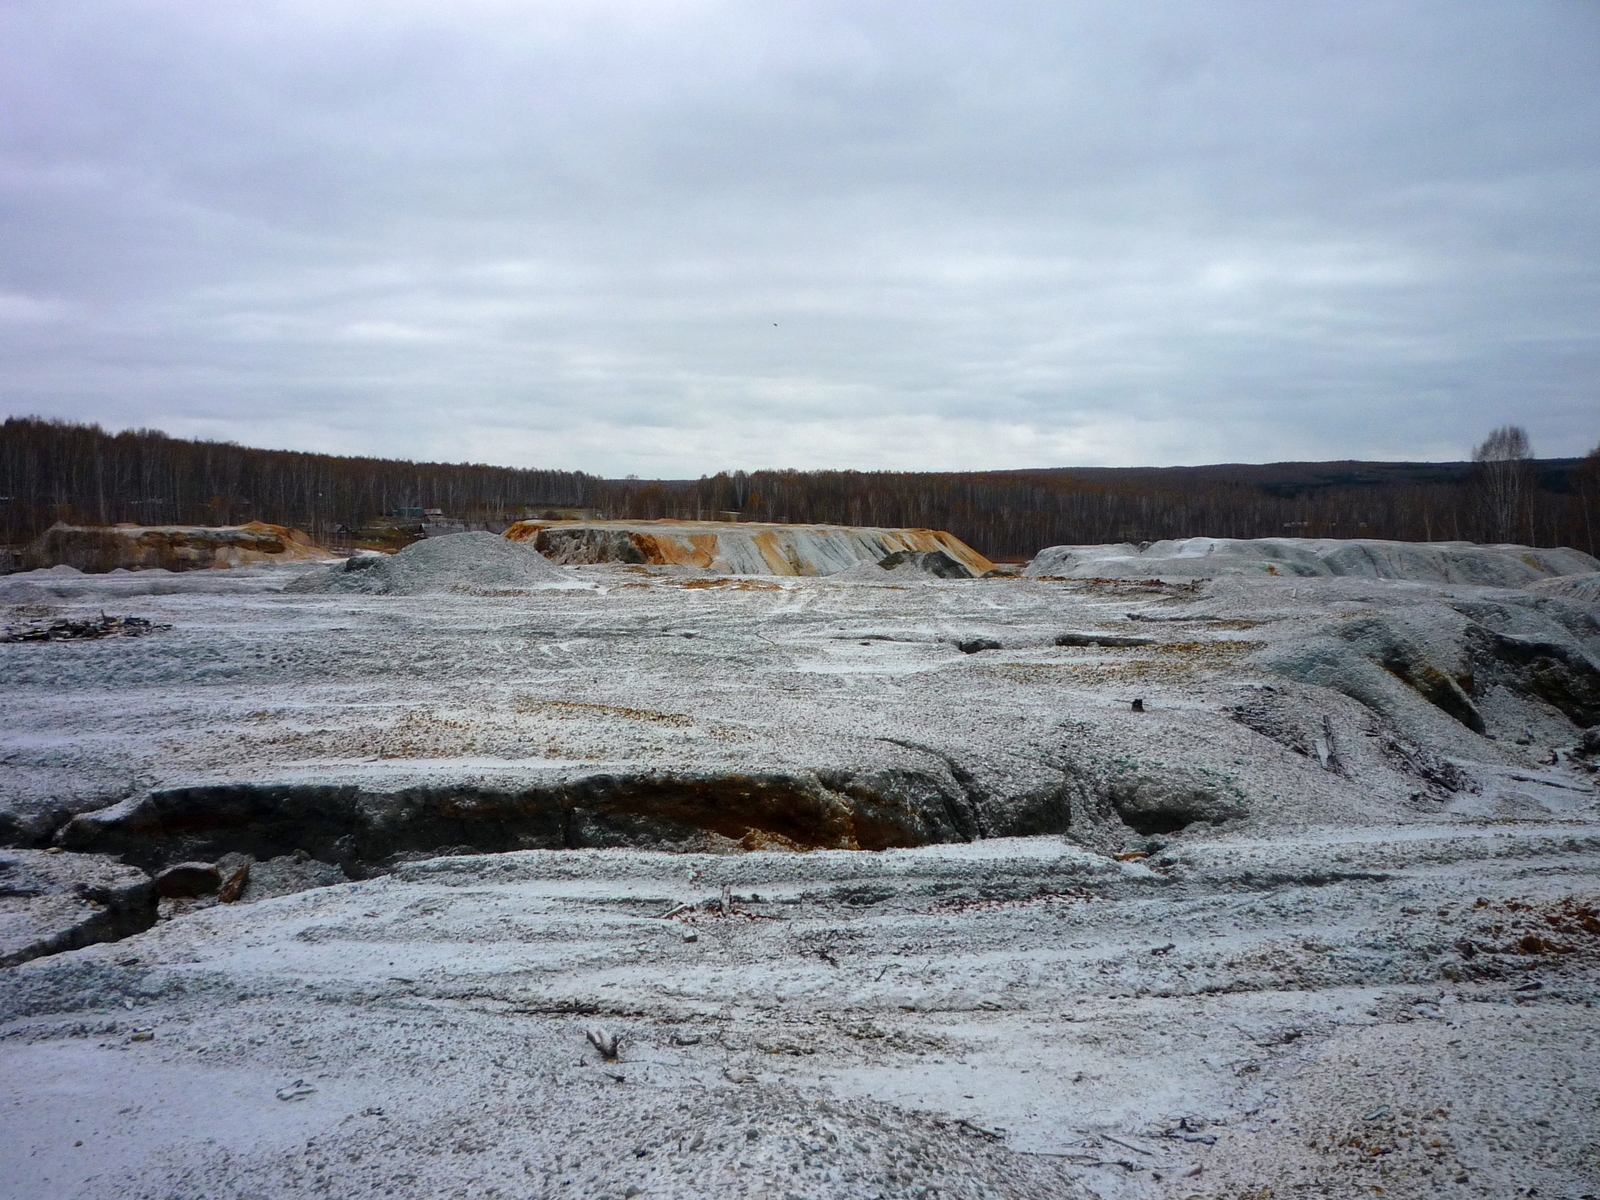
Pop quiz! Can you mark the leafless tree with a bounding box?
[1472,425,1533,543]
[1576,441,1600,558]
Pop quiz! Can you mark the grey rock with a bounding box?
[1054,631,1155,648]
[878,549,978,579]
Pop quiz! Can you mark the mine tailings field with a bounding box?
[2,527,1599,1200]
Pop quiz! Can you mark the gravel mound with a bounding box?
[287,532,564,595]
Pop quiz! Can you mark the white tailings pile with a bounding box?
[505,519,994,578]
[1025,537,1598,586]
[287,532,566,595]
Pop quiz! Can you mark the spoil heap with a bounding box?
[505,519,995,577]
[1025,536,1598,585]
[288,531,567,595]
[21,520,337,573]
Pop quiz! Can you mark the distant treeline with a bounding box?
[0,417,593,546]
[3,416,1598,560]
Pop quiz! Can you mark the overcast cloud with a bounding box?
[2,0,1597,474]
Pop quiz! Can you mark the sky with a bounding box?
[2,1,1598,476]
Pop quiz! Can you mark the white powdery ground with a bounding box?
[1,555,1598,1199]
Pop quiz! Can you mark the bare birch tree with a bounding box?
[1472,425,1532,543]
[1577,440,1600,558]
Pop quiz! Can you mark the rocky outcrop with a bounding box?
[47,756,1254,873]
[1260,599,1600,739]
[55,772,985,871]
[22,521,337,573]
[1465,625,1600,728]
[0,849,156,967]
[504,520,994,578]
[1025,537,1598,585]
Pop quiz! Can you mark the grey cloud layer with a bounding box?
[2,1,1597,472]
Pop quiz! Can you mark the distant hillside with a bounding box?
[3,416,1597,561]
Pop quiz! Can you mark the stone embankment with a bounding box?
[21,521,336,573]
[504,519,995,577]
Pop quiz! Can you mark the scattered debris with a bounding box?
[586,1026,621,1061]
[1054,631,1156,648]
[1317,714,1344,774]
[275,1080,316,1101]
[1,614,167,643]
[1101,1132,1155,1156]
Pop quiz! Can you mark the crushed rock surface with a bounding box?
[2,543,1599,1198]
[2,833,1596,1199]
